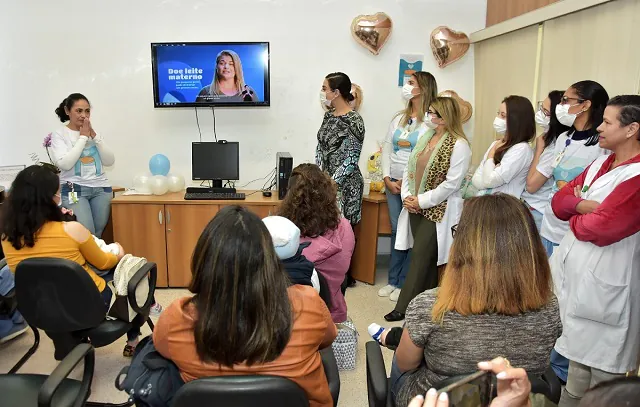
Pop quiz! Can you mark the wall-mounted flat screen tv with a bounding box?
[151,42,270,108]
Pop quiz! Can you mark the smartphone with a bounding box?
[437,370,493,407]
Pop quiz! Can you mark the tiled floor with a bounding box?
[0,256,400,406]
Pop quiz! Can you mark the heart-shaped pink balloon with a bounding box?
[351,12,393,55]
[430,26,470,68]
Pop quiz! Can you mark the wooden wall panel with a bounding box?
[486,0,561,26]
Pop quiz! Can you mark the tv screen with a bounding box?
[151,42,270,108]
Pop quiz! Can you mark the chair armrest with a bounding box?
[127,262,157,315]
[366,341,388,407]
[38,343,95,407]
[320,346,340,407]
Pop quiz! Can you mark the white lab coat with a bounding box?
[551,156,640,373]
[395,139,471,266]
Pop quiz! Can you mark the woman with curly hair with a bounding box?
[278,164,356,323]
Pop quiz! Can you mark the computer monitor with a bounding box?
[192,142,239,184]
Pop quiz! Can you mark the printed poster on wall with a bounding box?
[398,54,424,86]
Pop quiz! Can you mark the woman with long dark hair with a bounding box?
[522,90,571,230]
[471,95,536,198]
[0,165,143,358]
[153,206,337,407]
[539,80,610,257]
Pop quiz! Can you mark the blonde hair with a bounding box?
[431,96,468,141]
[213,50,245,95]
[397,72,438,127]
[432,194,552,323]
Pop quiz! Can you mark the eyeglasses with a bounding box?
[536,101,551,117]
[451,224,458,238]
[560,96,585,105]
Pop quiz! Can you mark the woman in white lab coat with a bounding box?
[383,96,471,322]
[471,95,535,198]
[550,95,640,406]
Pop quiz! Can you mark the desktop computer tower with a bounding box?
[276,152,293,200]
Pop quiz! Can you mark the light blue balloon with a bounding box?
[149,154,171,176]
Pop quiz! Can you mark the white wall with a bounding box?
[0,0,486,188]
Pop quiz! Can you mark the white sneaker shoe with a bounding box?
[389,288,401,302]
[378,284,396,297]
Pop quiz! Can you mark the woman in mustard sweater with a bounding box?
[0,165,141,358]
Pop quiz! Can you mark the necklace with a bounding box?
[419,134,443,156]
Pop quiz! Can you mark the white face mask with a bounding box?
[424,113,438,129]
[535,109,551,132]
[320,90,336,107]
[493,117,507,135]
[402,84,417,101]
[556,103,582,127]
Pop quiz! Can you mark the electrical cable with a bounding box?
[195,107,202,142]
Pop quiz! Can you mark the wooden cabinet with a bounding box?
[165,204,219,287]
[111,191,282,288]
[111,204,169,287]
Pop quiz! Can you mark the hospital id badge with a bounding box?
[551,151,565,169]
[68,192,79,204]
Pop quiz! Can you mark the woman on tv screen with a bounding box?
[196,50,258,102]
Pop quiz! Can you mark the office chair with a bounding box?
[14,258,157,407]
[173,346,341,407]
[365,341,562,407]
[0,258,41,374]
[0,343,94,407]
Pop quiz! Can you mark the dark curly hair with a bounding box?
[277,164,341,238]
[1,165,63,250]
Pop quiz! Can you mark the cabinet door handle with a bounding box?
[158,210,163,225]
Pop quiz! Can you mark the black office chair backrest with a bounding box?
[15,258,106,332]
[172,376,310,407]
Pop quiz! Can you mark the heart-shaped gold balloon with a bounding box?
[438,90,473,123]
[430,26,470,68]
[351,12,393,55]
[322,83,363,112]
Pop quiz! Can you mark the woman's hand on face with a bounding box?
[79,119,91,137]
[85,119,96,139]
[478,358,532,407]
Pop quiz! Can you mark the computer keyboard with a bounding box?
[184,192,246,201]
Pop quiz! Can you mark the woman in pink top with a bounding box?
[278,164,355,323]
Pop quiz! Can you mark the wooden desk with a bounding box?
[111,190,392,288]
[352,192,392,284]
[111,191,281,287]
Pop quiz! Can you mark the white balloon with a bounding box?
[149,175,169,196]
[166,173,185,192]
[133,174,151,193]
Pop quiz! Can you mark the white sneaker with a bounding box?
[149,303,163,317]
[378,284,396,297]
[389,288,401,302]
